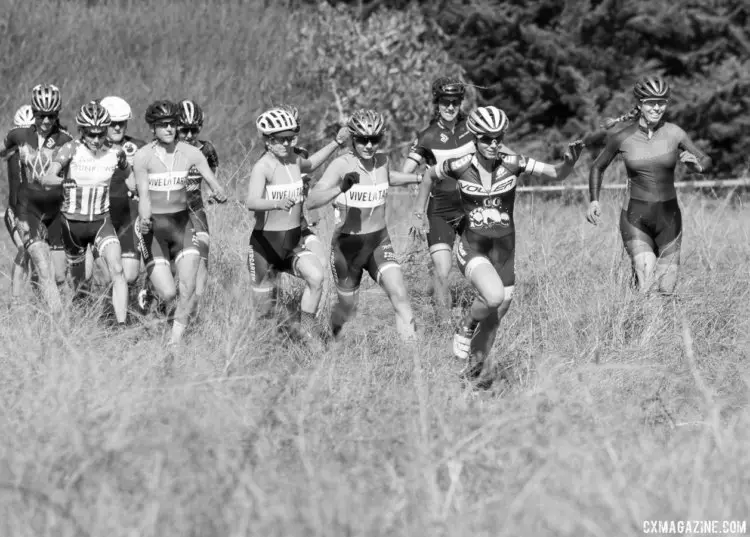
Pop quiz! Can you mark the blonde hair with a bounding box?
[600,105,640,130]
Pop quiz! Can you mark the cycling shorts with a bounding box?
[61,215,119,265]
[137,210,200,268]
[620,198,682,258]
[19,199,64,251]
[4,206,23,249]
[427,213,464,253]
[247,227,315,290]
[455,229,515,286]
[109,197,139,260]
[331,227,400,295]
[189,207,210,260]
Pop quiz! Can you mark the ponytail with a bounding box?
[600,106,640,130]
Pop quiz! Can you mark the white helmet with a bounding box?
[467,106,510,136]
[13,105,34,128]
[256,108,298,135]
[100,96,132,121]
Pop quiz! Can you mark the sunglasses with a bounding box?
[270,135,297,145]
[640,99,669,107]
[476,135,503,145]
[438,98,462,108]
[353,135,383,145]
[83,131,107,139]
[154,120,177,129]
[110,121,128,129]
[34,112,58,120]
[178,126,200,135]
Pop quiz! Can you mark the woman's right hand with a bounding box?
[274,198,296,211]
[586,201,601,225]
[408,212,429,241]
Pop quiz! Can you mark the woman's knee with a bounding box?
[480,287,506,310]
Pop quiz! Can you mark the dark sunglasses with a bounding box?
[154,120,177,129]
[353,135,383,145]
[476,135,503,145]
[110,121,128,128]
[438,98,462,107]
[178,126,200,135]
[270,134,297,144]
[83,131,107,139]
[34,112,58,120]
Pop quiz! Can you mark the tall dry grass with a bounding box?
[1,1,749,536]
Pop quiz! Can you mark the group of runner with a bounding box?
[2,74,712,377]
[2,85,225,344]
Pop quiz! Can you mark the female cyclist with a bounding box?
[99,95,146,285]
[175,99,218,306]
[421,106,583,376]
[134,100,227,345]
[587,75,712,295]
[41,102,131,324]
[402,77,474,314]
[5,105,35,300]
[245,107,349,339]
[307,109,424,341]
[1,84,73,311]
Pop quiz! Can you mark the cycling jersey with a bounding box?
[133,141,207,214]
[53,140,128,221]
[3,126,72,249]
[408,119,474,218]
[108,136,145,260]
[436,152,537,239]
[109,136,145,200]
[590,121,712,203]
[186,140,219,212]
[327,153,389,235]
[252,152,305,231]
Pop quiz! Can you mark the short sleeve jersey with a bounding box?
[3,126,72,206]
[109,135,146,200]
[407,119,475,216]
[133,141,207,214]
[590,121,711,203]
[186,140,219,211]
[54,140,128,221]
[437,152,538,238]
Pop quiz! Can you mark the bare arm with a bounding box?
[306,160,345,210]
[389,169,423,186]
[192,152,226,199]
[300,127,351,173]
[134,154,152,220]
[522,141,585,183]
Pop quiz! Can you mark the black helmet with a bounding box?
[178,99,204,128]
[432,77,465,101]
[144,100,180,125]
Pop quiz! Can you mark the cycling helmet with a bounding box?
[178,99,204,127]
[144,100,180,125]
[431,77,465,101]
[13,105,34,128]
[347,109,386,137]
[31,84,62,113]
[76,102,111,129]
[633,75,671,100]
[466,106,509,136]
[100,96,132,121]
[277,104,299,121]
[256,108,298,135]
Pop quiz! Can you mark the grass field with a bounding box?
[1,1,749,536]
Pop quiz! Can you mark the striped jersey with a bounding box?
[133,141,208,214]
[328,153,389,235]
[54,140,128,221]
